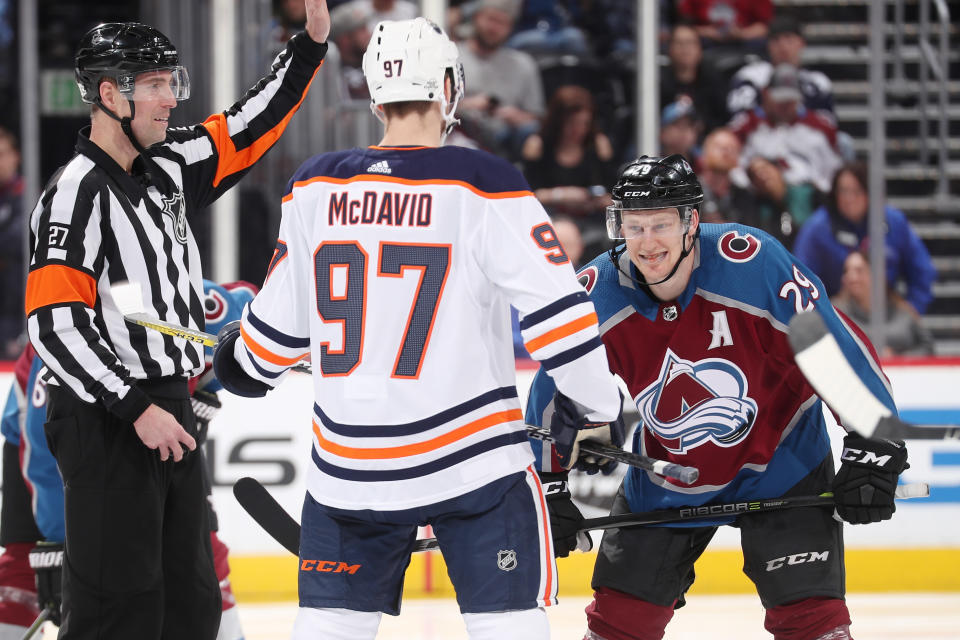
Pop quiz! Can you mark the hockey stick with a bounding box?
[788,311,906,439]
[525,424,698,484]
[20,606,51,640]
[233,477,929,556]
[111,282,312,374]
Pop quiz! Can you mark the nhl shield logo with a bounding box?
[161,189,188,245]
[497,550,517,572]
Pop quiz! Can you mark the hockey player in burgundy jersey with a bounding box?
[526,155,910,640]
[213,17,622,640]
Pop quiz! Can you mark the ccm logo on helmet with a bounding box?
[622,191,651,197]
[300,559,362,574]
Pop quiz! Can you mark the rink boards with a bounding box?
[0,358,957,599]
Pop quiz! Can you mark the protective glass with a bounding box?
[123,66,191,101]
[606,207,683,240]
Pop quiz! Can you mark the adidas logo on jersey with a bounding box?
[366,160,392,174]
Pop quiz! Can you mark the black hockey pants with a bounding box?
[44,378,220,640]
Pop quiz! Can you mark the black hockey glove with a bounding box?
[191,388,221,444]
[540,471,592,558]
[212,321,271,398]
[832,433,909,525]
[29,542,63,626]
[550,391,626,475]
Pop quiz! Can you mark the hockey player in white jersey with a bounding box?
[212,18,623,640]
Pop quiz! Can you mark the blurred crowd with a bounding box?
[0,0,938,358]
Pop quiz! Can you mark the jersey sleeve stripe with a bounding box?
[244,351,286,380]
[202,64,322,189]
[310,430,529,481]
[25,264,97,315]
[519,291,590,330]
[282,174,534,201]
[314,385,519,437]
[246,309,310,349]
[239,324,306,366]
[538,336,605,372]
[523,311,598,353]
[312,409,522,460]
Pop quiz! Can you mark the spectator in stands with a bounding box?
[832,250,935,356]
[329,0,372,100]
[731,63,842,194]
[794,162,937,314]
[0,126,23,357]
[659,98,702,165]
[697,126,751,223]
[457,0,545,158]
[727,15,835,120]
[265,0,309,54]
[660,22,729,133]
[355,0,416,27]
[676,0,773,53]
[506,0,589,55]
[521,84,615,219]
[742,155,815,249]
[552,214,585,268]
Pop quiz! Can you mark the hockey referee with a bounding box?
[22,2,330,638]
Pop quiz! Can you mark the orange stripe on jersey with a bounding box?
[203,64,323,188]
[523,312,598,353]
[240,324,305,366]
[528,464,555,605]
[312,409,523,460]
[25,265,97,315]
[282,174,533,202]
[367,145,432,151]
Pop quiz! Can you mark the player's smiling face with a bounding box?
[621,208,695,282]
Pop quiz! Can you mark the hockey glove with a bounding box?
[212,321,271,398]
[540,471,592,558]
[550,391,626,474]
[29,542,63,626]
[832,433,909,525]
[190,388,221,444]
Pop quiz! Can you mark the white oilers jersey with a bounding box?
[235,145,620,510]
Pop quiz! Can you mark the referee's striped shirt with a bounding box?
[24,33,327,423]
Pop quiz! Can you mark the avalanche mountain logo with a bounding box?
[636,349,757,454]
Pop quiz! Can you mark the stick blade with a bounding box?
[233,477,300,556]
[111,281,145,316]
[787,310,893,438]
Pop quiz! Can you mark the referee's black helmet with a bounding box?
[75,22,186,104]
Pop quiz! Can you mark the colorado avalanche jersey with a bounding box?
[527,223,896,523]
[232,145,621,511]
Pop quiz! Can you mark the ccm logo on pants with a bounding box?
[765,551,830,572]
[300,560,362,574]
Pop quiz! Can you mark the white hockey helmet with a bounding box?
[362,18,465,139]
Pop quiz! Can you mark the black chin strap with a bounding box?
[96,98,148,154]
[608,226,701,296]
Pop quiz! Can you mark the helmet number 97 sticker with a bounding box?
[530,222,570,265]
[383,60,403,77]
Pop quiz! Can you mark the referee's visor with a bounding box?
[122,67,191,102]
